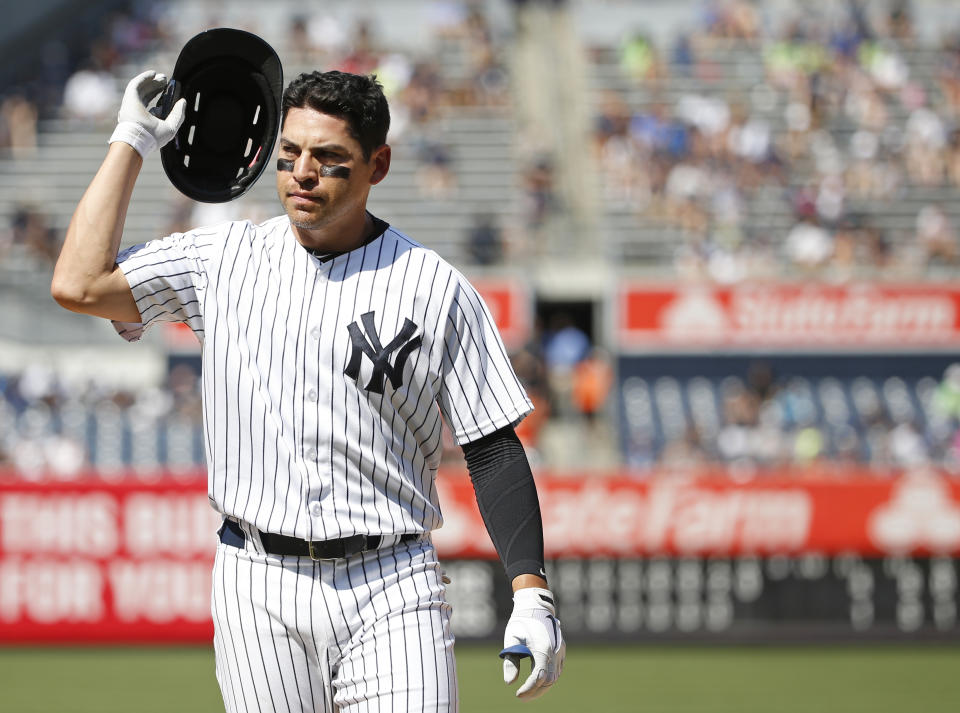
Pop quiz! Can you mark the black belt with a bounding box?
[220,518,418,560]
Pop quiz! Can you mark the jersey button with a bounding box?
[304,448,317,460]
[309,502,322,518]
[308,389,318,401]
[310,327,320,339]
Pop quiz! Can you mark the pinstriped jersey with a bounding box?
[113,215,533,540]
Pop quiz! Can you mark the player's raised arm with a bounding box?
[51,70,185,322]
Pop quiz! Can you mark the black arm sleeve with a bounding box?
[462,425,546,582]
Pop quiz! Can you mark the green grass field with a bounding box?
[2,643,959,712]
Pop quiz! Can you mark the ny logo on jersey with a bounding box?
[344,311,423,394]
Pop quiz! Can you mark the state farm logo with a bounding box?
[731,286,955,341]
[868,473,960,552]
[662,289,729,341]
[540,481,812,555]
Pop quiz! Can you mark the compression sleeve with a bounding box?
[462,425,546,582]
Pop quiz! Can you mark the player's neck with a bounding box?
[292,210,373,255]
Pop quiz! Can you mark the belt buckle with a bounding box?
[307,535,367,561]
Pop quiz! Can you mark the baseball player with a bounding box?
[51,64,565,711]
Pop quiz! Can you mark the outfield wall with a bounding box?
[2,467,959,643]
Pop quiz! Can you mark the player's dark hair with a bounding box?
[281,71,390,161]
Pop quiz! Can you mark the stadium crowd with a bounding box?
[593,0,960,280]
[2,0,960,478]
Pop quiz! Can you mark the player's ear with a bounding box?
[369,144,391,185]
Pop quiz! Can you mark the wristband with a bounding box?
[513,587,556,614]
[109,121,158,159]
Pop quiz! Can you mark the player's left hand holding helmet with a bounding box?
[110,70,187,159]
[500,587,566,700]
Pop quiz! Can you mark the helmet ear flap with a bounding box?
[160,28,283,203]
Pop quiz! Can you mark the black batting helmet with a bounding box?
[160,28,283,203]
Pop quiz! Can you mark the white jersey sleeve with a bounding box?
[436,274,534,445]
[111,227,221,342]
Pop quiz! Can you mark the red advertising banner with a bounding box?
[470,278,531,350]
[0,479,219,643]
[617,282,960,350]
[435,468,960,558]
[3,468,960,642]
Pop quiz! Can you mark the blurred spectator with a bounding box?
[858,39,910,93]
[945,129,960,189]
[305,14,350,61]
[715,375,787,466]
[904,105,946,186]
[287,15,315,65]
[375,52,414,102]
[845,130,902,200]
[414,138,457,199]
[107,8,161,56]
[1,205,60,268]
[792,425,825,465]
[13,431,86,480]
[542,312,590,418]
[784,215,833,270]
[913,204,958,268]
[542,313,590,374]
[425,0,471,39]
[61,61,118,122]
[338,19,380,76]
[520,156,558,249]
[168,362,202,422]
[397,61,444,130]
[670,32,696,77]
[462,4,510,105]
[936,363,960,412]
[660,426,710,468]
[885,0,916,45]
[571,347,613,424]
[885,420,930,467]
[702,0,761,41]
[0,94,38,158]
[466,212,503,265]
[663,158,710,234]
[620,30,662,82]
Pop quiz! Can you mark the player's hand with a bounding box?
[499,587,565,700]
[109,70,186,159]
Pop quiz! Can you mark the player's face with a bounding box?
[276,107,390,245]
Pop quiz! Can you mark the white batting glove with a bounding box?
[500,587,566,700]
[109,70,186,159]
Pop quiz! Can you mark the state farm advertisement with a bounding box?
[617,283,960,350]
[3,470,960,642]
[435,469,960,558]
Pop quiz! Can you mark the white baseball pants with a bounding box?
[211,532,458,712]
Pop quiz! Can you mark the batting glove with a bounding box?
[109,70,186,159]
[500,587,566,700]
